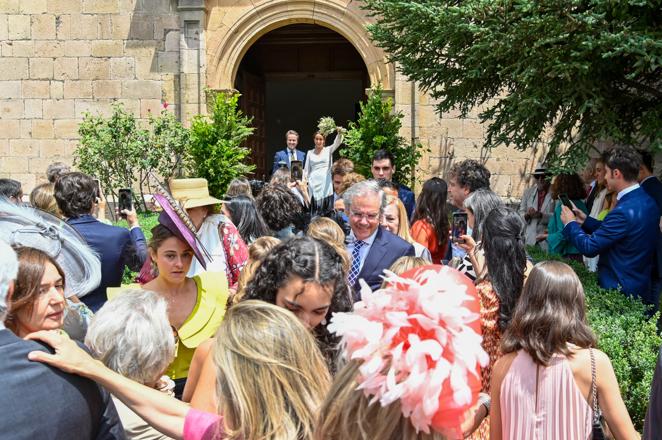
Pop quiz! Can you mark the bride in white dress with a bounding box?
[304,128,344,214]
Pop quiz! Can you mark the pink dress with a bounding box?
[183,409,222,440]
[500,351,593,439]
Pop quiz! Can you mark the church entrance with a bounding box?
[234,24,370,179]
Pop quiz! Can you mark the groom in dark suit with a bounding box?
[562,148,660,305]
[344,180,415,300]
[0,241,125,440]
[272,129,306,174]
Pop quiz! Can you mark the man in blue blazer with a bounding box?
[272,129,306,174]
[344,180,415,300]
[371,149,415,219]
[639,150,662,309]
[561,148,660,305]
[0,242,125,440]
[55,172,148,312]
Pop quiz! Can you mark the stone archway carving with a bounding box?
[206,0,394,92]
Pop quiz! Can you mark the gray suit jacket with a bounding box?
[0,329,125,440]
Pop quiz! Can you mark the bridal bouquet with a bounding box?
[318,116,340,137]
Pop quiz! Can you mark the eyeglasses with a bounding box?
[350,211,380,221]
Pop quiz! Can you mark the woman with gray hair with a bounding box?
[456,188,503,281]
[85,289,175,440]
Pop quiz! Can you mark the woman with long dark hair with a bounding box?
[492,261,637,439]
[222,195,270,245]
[410,177,450,264]
[467,206,529,440]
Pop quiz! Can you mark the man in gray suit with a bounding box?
[0,240,125,440]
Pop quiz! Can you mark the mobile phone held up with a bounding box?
[559,193,574,210]
[452,212,468,244]
[290,160,303,182]
[118,189,133,219]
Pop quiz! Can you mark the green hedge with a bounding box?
[527,247,660,429]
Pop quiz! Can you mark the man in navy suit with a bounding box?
[561,148,660,305]
[272,130,306,174]
[55,172,148,312]
[639,150,662,309]
[0,241,125,439]
[344,180,415,300]
[371,149,415,220]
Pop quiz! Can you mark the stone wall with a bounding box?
[1,0,543,200]
[0,0,206,189]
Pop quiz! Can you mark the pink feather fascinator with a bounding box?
[327,265,488,435]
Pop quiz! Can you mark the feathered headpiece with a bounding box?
[0,198,101,298]
[328,265,488,435]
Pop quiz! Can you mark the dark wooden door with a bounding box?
[238,71,267,180]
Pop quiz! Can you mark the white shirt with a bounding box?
[347,227,379,275]
[616,183,640,201]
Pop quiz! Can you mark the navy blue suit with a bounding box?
[641,176,662,307]
[272,148,306,174]
[67,215,147,312]
[397,183,416,221]
[0,329,125,439]
[563,187,659,303]
[351,227,415,300]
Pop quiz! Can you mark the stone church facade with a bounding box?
[0,0,543,198]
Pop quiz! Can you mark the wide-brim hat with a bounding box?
[152,193,209,268]
[169,178,223,209]
[532,165,548,176]
[0,198,101,298]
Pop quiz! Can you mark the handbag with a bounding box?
[589,348,606,440]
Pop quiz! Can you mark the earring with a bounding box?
[321,318,327,325]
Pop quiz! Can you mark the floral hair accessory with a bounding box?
[328,265,488,435]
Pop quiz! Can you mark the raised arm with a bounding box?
[329,131,343,154]
[26,330,189,439]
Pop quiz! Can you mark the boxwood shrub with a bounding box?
[528,247,660,429]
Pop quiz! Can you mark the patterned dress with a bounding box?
[469,279,503,440]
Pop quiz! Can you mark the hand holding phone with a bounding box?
[452,212,468,244]
[290,160,303,182]
[118,189,133,219]
[559,193,574,210]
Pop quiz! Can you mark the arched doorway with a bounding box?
[233,24,369,179]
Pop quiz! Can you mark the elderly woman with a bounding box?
[86,289,175,440]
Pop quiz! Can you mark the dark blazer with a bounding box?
[351,227,415,300]
[272,148,306,174]
[0,329,125,439]
[68,215,147,312]
[641,176,662,278]
[397,183,416,221]
[644,344,662,440]
[563,187,659,303]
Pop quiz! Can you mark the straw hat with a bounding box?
[169,178,223,209]
[531,164,548,177]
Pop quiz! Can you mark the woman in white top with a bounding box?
[304,128,343,215]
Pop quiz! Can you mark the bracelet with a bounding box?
[478,392,491,415]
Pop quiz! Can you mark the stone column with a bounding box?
[177,0,206,126]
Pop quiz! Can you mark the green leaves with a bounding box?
[339,85,427,188]
[188,92,255,197]
[364,0,662,169]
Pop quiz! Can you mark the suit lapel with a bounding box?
[357,228,388,282]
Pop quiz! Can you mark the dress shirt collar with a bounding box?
[617,183,640,201]
[641,175,655,185]
[348,227,379,247]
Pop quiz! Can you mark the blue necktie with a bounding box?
[348,240,366,286]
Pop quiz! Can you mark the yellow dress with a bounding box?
[107,271,229,380]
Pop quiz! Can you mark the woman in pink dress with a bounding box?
[491,261,637,439]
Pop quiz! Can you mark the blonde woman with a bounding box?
[29,183,61,218]
[381,196,432,261]
[27,300,331,440]
[306,216,350,274]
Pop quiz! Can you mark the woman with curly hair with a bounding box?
[410,177,450,264]
[539,173,589,261]
[256,184,304,238]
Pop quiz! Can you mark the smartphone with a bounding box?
[118,188,133,218]
[559,193,574,210]
[452,212,468,244]
[290,160,303,181]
